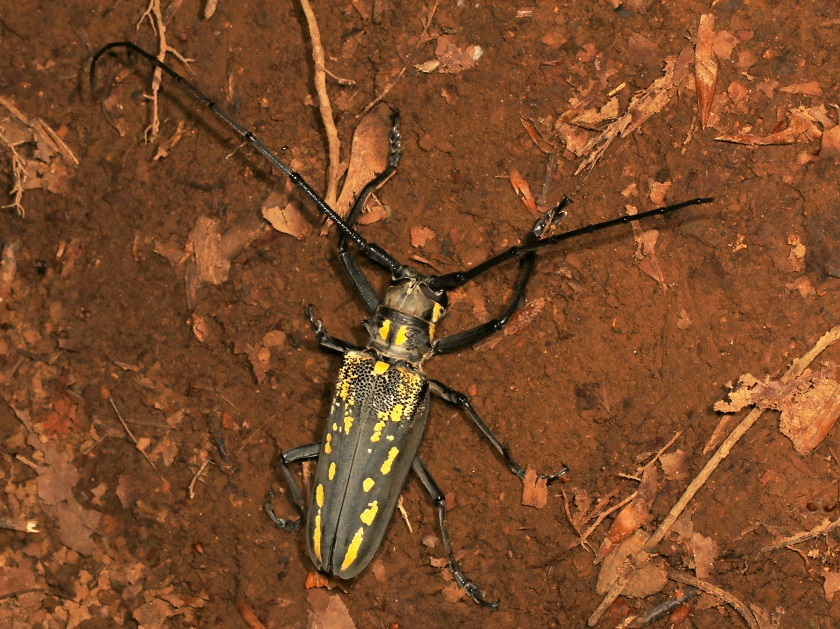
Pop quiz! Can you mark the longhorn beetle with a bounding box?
[91,42,712,609]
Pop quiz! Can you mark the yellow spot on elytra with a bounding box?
[341,527,365,571]
[344,415,353,434]
[316,484,324,508]
[373,361,389,375]
[380,447,399,475]
[324,433,332,454]
[332,422,338,431]
[339,380,350,400]
[328,462,336,480]
[386,435,394,441]
[360,501,379,526]
[363,478,374,492]
[390,404,404,422]
[394,325,408,346]
[379,319,391,341]
[370,419,386,443]
[313,514,322,561]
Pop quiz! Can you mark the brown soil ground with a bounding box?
[1,1,839,627]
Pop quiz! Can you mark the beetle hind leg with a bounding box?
[413,457,501,610]
[430,380,568,485]
[264,442,320,531]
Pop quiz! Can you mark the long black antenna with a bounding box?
[90,41,404,275]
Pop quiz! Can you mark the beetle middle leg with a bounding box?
[412,457,501,610]
[429,380,567,484]
[264,442,320,531]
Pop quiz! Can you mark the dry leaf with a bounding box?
[821,126,840,159]
[715,365,840,454]
[695,14,718,128]
[307,590,356,629]
[595,465,659,563]
[716,110,820,146]
[648,180,671,205]
[188,217,230,285]
[659,450,689,481]
[713,30,739,60]
[824,572,840,602]
[780,81,823,97]
[262,192,312,240]
[508,168,539,216]
[691,532,719,579]
[249,343,271,384]
[410,226,435,248]
[330,104,392,230]
[595,529,666,599]
[521,467,548,509]
[435,35,483,73]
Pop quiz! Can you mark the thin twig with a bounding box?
[108,397,165,482]
[188,459,210,499]
[0,517,39,533]
[760,516,840,553]
[298,0,340,208]
[668,570,762,629]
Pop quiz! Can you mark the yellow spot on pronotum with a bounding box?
[328,462,336,480]
[363,477,374,492]
[316,484,324,508]
[379,319,391,341]
[432,302,444,322]
[344,415,353,435]
[390,404,404,422]
[370,419,386,443]
[324,433,332,454]
[380,447,399,475]
[313,514,322,561]
[360,501,379,526]
[429,323,436,341]
[341,527,365,571]
[373,361,389,375]
[394,325,408,346]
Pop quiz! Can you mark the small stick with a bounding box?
[108,397,165,481]
[188,459,210,499]
[0,517,39,533]
[760,515,840,553]
[668,570,762,629]
[298,0,341,208]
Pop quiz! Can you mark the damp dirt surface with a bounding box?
[1,1,839,627]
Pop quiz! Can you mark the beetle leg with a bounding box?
[433,201,569,355]
[264,442,320,531]
[429,380,568,484]
[412,457,500,610]
[305,305,362,354]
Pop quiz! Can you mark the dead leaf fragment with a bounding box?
[824,572,840,602]
[596,529,666,599]
[476,297,547,351]
[330,104,392,229]
[659,450,689,481]
[262,192,312,240]
[695,14,718,128]
[188,217,230,285]
[691,532,719,579]
[821,125,840,159]
[249,343,271,384]
[596,465,659,563]
[508,168,538,216]
[715,366,840,454]
[521,467,548,509]
[410,226,435,248]
[307,589,356,629]
[435,35,483,74]
[780,81,823,97]
[716,110,820,146]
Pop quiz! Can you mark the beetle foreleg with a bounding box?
[412,457,501,610]
[429,380,568,485]
[264,442,320,531]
